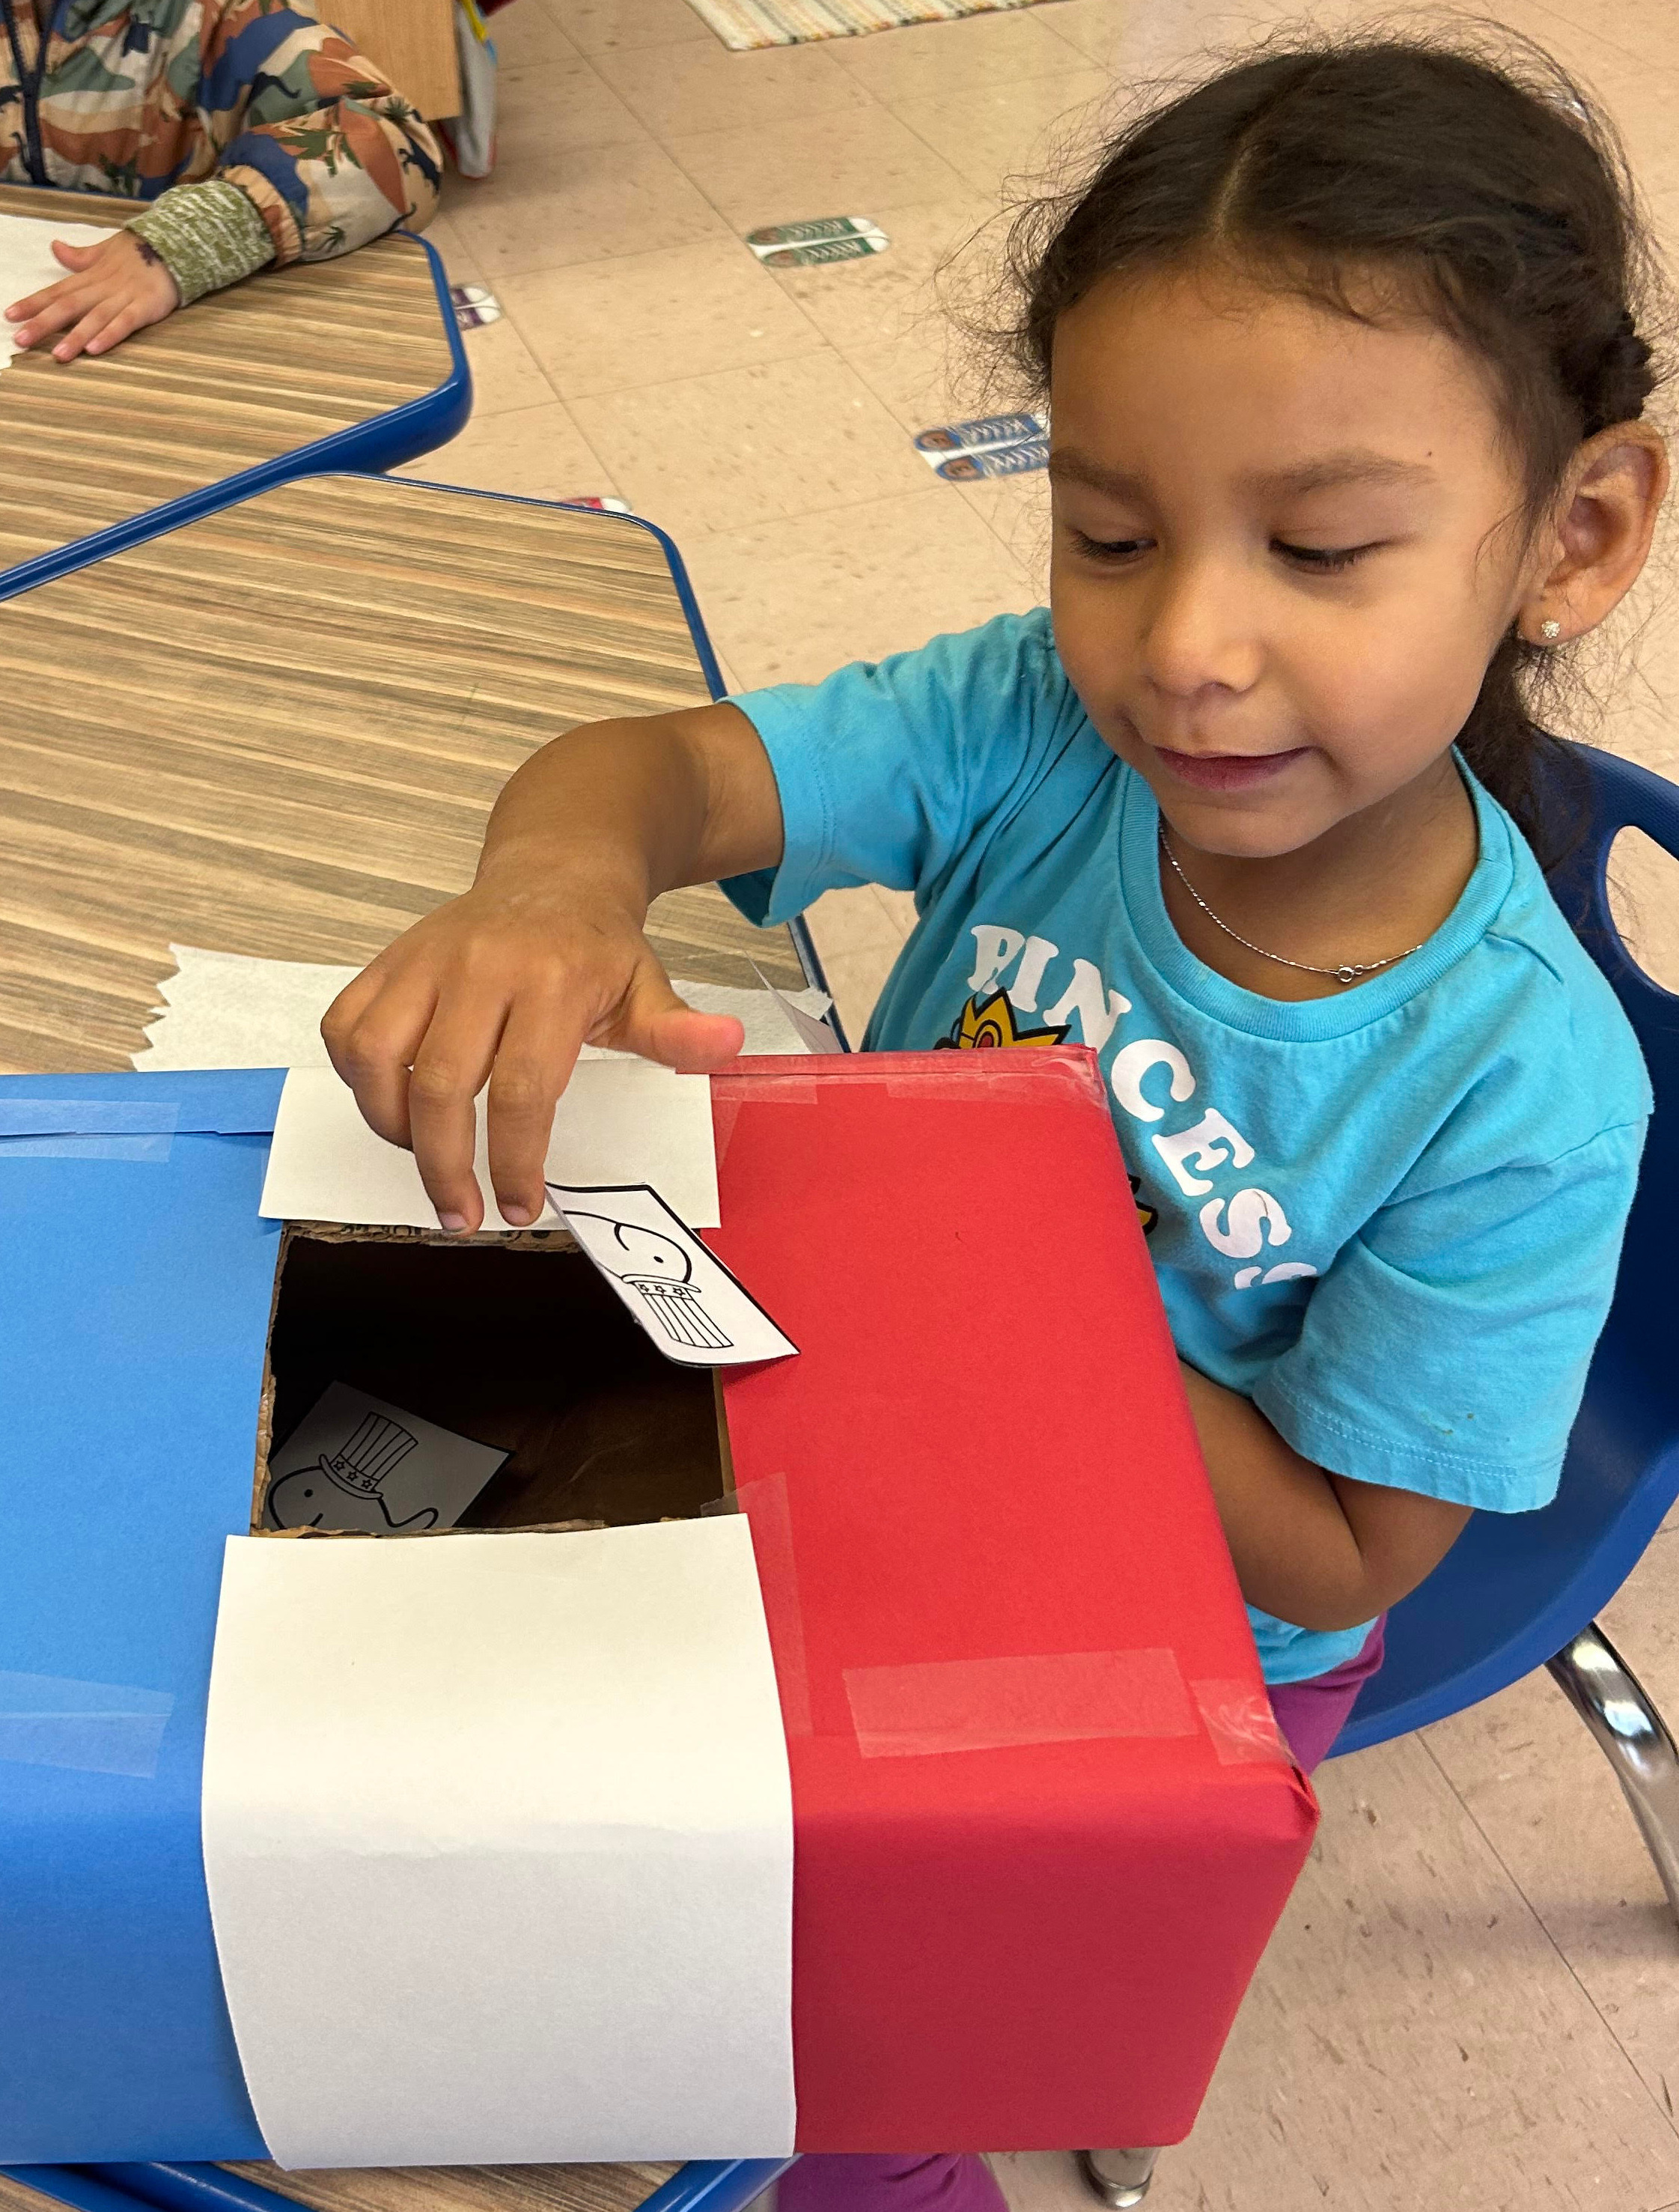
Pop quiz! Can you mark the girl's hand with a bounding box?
[322,877,746,1235]
[4,233,181,362]
[324,702,784,1234]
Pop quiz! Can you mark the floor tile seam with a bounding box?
[476,320,570,414]
[589,65,880,141]
[491,280,835,406]
[645,69,981,260]
[671,472,1034,564]
[495,40,665,146]
[649,103,972,219]
[561,332,920,433]
[1521,0,1679,84]
[1415,1724,1679,2148]
[850,48,1119,113]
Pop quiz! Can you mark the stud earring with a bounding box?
[1540,618,1562,641]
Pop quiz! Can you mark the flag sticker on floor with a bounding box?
[746,216,889,268]
[914,412,1049,480]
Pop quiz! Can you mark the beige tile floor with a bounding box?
[404,2,1679,2203]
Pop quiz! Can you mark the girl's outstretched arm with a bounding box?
[1180,1364,1472,1630]
[322,701,784,1236]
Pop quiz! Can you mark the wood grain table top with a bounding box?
[0,469,804,1073]
[0,183,457,579]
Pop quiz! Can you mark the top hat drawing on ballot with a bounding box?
[266,1413,440,1533]
[322,1413,418,1496]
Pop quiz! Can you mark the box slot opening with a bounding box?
[255,1231,727,1535]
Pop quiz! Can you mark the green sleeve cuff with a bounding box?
[127,181,275,306]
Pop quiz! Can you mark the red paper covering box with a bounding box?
[715,1048,1317,2151]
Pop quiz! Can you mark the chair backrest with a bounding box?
[1334,740,1679,1753]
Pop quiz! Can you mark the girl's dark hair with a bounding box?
[996,30,1664,861]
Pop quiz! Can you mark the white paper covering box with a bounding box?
[201,1523,795,2168]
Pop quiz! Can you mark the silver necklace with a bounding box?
[1158,825,1425,987]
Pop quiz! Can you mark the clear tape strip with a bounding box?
[0,1668,175,1779]
[0,1100,180,1136]
[1190,1678,1293,1767]
[0,1133,173,1161]
[844,1646,1198,1759]
[734,1472,814,1739]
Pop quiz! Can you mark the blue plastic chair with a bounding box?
[1328,738,1679,1901]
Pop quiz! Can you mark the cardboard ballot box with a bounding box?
[0,1049,1315,2169]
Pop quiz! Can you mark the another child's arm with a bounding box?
[7,3,441,362]
[1179,1365,1472,1631]
[322,703,784,1235]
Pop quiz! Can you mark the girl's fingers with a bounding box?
[643,1005,747,1070]
[51,240,102,271]
[484,995,593,1227]
[406,999,513,1233]
[320,962,442,1148]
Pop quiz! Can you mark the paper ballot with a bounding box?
[549,1183,797,1367]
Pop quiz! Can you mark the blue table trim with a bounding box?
[0,229,470,606]
[4,2158,798,2212]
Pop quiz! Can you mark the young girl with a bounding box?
[323,31,1663,2211]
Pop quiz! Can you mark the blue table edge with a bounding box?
[1,2160,796,2212]
[0,227,472,606]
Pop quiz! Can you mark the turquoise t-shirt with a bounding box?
[724,609,1653,1685]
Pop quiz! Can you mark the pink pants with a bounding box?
[778,1622,1386,2212]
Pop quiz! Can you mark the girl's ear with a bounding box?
[1522,421,1669,645]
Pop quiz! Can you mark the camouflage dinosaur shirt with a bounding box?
[1,1,441,299]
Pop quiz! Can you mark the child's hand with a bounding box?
[322,878,746,1235]
[4,233,181,362]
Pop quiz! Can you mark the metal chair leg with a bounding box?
[1077,2148,1160,2206]
[1547,1621,1679,1932]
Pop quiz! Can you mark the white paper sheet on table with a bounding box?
[200,1521,797,2167]
[259,1061,720,1230]
[132,944,834,1068]
[0,213,121,368]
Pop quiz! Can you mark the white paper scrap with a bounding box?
[264,1382,508,1534]
[132,945,832,1069]
[201,1522,796,2166]
[551,1183,797,1368]
[752,962,841,1054]
[0,213,120,368]
[260,1063,719,1231]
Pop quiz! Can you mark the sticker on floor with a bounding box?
[451,282,503,331]
[915,411,1049,481]
[746,217,889,268]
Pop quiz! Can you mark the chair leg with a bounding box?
[1077,2149,1160,2206]
[1547,1621,1679,1932]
